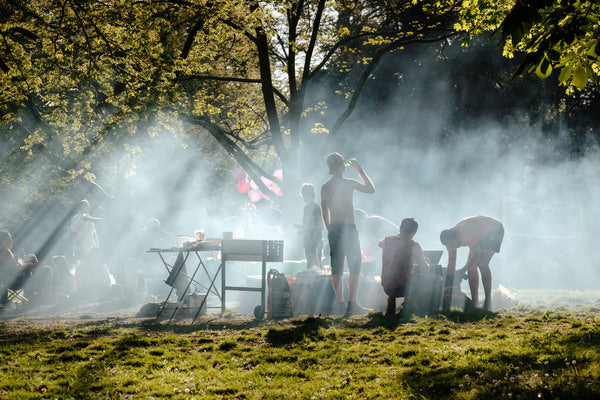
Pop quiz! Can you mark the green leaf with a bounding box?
[558,62,574,84]
[535,57,552,79]
[585,39,598,58]
[572,64,588,89]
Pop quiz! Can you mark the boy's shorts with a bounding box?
[479,224,504,253]
[327,224,361,275]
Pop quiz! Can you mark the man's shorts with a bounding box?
[479,224,504,253]
[327,223,361,275]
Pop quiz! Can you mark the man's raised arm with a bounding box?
[348,159,375,194]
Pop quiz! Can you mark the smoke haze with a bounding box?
[1,39,599,318]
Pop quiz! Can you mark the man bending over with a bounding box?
[440,215,504,310]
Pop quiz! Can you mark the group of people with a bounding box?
[1,152,504,316]
[0,199,115,309]
[298,152,504,317]
[0,230,76,307]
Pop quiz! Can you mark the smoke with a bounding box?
[2,39,599,318]
[320,40,600,294]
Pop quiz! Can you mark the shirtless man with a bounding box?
[321,153,375,316]
[440,215,504,310]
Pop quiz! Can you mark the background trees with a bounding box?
[1,0,462,232]
[456,0,600,91]
[1,0,599,279]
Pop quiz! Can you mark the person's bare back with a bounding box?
[321,177,357,225]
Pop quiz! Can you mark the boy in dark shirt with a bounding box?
[298,183,323,269]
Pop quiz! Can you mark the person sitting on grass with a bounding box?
[380,217,442,316]
[0,230,40,307]
[48,255,77,300]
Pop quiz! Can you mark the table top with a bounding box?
[147,243,221,252]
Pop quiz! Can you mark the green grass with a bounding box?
[0,293,599,399]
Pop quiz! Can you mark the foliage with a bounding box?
[0,0,463,218]
[457,0,600,92]
[0,303,599,399]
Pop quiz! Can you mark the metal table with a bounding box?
[148,243,221,322]
[149,239,283,320]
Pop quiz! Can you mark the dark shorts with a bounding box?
[303,234,323,267]
[479,225,504,253]
[328,224,361,275]
[383,286,408,298]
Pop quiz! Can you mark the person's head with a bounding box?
[440,229,459,248]
[144,218,161,234]
[77,199,90,213]
[0,230,12,249]
[300,183,315,202]
[50,255,70,272]
[326,152,345,175]
[400,217,419,236]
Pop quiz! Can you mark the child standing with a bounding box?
[299,183,323,269]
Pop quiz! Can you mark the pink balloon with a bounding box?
[248,188,262,202]
[273,169,283,181]
[269,181,283,196]
[260,176,274,187]
[232,168,247,182]
[237,180,249,193]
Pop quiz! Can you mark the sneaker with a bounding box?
[344,301,369,317]
[482,300,491,311]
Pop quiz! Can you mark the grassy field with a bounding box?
[0,290,599,399]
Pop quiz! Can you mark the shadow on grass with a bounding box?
[0,303,499,341]
[440,307,499,322]
[344,307,499,330]
[402,350,600,400]
[265,316,331,346]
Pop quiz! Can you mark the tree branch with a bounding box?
[176,74,289,104]
[301,0,325,85]
[305,31,457,177]
[180,18,205,59]
[218,17,257,45]
[188,115,274,196]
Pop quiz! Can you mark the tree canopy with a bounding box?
[1,0,462,221]
[456,0,600,91]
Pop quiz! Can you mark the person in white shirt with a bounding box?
[70,199,101,262]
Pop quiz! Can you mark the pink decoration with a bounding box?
[259,176,283,197]
[273,169,283,181]
[237,180,250,193]
[250,180,258,190]
[269,182,283,196]
[232,168,247,182]
[248,188,263,202]
[260,176,274,187]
